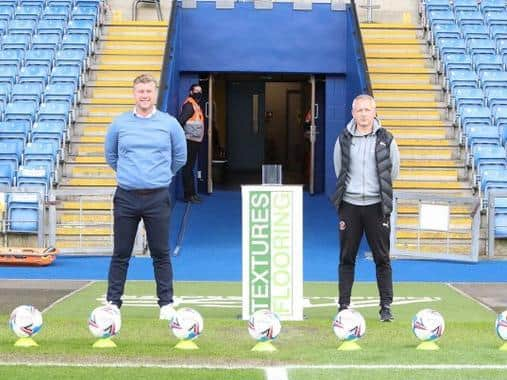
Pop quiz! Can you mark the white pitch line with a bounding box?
[1,362,507,370]
[265,367,288,380]
[42,281,96,314]
[446,283,495,313]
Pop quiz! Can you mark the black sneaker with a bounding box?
[379,306,394,322]
[338,304,348,313]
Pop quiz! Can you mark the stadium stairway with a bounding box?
[360,23,477,256]
[56,20,168,251]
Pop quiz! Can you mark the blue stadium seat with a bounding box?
[0,120,30,146]
[0,140,22,170]
[486,88,507,112]
[462,24,490,42]
[0,82,11,107]
[473,54,503,75]
[7,191,41,232]
[31,34,61,52]
[14,5,42,20]
[24,49,55,70]
[23,141,57,180]
[453,87,485,113]
[61,33,90,54]
[37,101,71,126]
[71,5,98,24]
[442,54,473,76]
[447,69,478,92]
[7,19,36,37]
[47,0,75,7]
[42,5,70,22]
[472,144,506,172]
[20,0,46,7]
[485,11,507,27]
[5,101,38,124]
[0,65,18,86]
[489,24,507,41]
[11,82,42,105]
[0,49,24,68]
[436,38,467,61]
[0,161,14,187]
[456,11,485,26]
[31,120,65,151]
[44,82,76,106]
[1,34,31,51]
[464,125,500,148]
[36,19,66,39]
[459,105,492,130]
[425,0,452,14]
[453,0,479,13]
[0,18,7,34]
[19,65,49,88]
[480,0,507,14]
[55,48,86,72]
[0,5,14,21]
[480,167,507,206]
[67,19,95,40]
[480,71,507,93]
[467,38,496,58]
[50,65,81,88]
[432,23,461,46]
[0,1,17,11]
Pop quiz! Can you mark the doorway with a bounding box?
[199,73,325,192]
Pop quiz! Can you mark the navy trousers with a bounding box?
[107,186,174,307]
[182,140,200,198]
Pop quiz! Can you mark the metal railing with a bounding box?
[391,192,481,262]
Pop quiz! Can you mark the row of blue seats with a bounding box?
[0,64,81,93]
[0,191,43,233]
[0,82,77,109]
[0,19,96,40]
[424,0,507,15]
[0,4,99,24]
[1,32,93,55]
[436,38,507,62]
[432,23,507,44]
[427,10,507,29]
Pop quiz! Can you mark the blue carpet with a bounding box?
[0,191,506,282]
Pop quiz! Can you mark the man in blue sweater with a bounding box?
[104,74,187,320]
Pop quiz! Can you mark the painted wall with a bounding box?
[178,2,347,74]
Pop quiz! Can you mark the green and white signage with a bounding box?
[241,185,303,321]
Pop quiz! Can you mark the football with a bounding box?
[88,305,122,339]
[412,308,445,342]
[332,309,366,341]
[247,309,282,342]
[495,310,507,341]
[170,307,204,341]
[9,305,43,338]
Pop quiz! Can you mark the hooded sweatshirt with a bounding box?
[333,118,400,207]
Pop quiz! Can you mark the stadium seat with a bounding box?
[456,11,485,27]
[442,54,473,77]
[431,23,461,45]
[17,164,51,194]
[459,105,492,131]
[31,120,65,151]
[462,24,490,43]
[0,82,11,107]
[493,197,507,237]
[5,101,37,123]
[0,140,22,171]
[42,5,70,22]
[480,0,507,14]
[0,5,13,21]
[473,54,503,75]
[464,125,500,148]
[37,101,71,127]
[14,5,42,21]
[0,49,24,69]
[1,34,31,52]
[480,167,507,207]
[467,39,496,58]
[453,87,485,114]
[436,38,467,61]
[453,0,479,13]
[7,19,36,37]
[67,19,95,40]
[31,34,61,52]
[0,120,30,146]
[61,33,90,54]
[485,11,507,27]
[44,82,76,106]
[50,65,81,88]
[71,6,99,24]
[489,24,507,41]
[11,82,43,105]
[486,88,507,112]
[23,141,57,180]
[55,49,86,72]
[36,19,67,39]
[0,161,14,187]
[479,71,507,93]
[7,191,41,232]
[18,65,49,88]
[427,10,455,29]
[24,49,55,71]
[447,69,478,93]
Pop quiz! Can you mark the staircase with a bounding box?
[56,20,168,251]
[360,23,477,256]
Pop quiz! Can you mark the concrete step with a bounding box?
[369,67,435,74]
[70,143,104,156]
[398,147,457,160]
[394,242,471,255]
[86,80,132,88]
[74,124,108,136]
[79,104,132,117]
[55,238,113,249]
[64,164,114,178]
[398,168,458,181]
[373,90,443,102]
[73,135,105,143]
[84,87,133,99]
[370,73,436,84]
[58,211,112,224]
[360,23,423,30]
[376,100,446,108]
[397,138,457,147]
[377,108,444,120]
[59,199,112,211]
[397,215,472,228]
[56,226,111,235]
[60,177,116,187]
[91,63,162,71]
[400,159,464,168]
[363,39,426,45]
[68,156,107,164]
[101,34,167,42]
[394,180,470,190]
[372,83,442,91]
[381,119,453,127]
[87,70,160,82]
[389,128,449,139]
[396,231,472,239]
[365,45,428,55]
[77,116,114,124]
[368,58,433,68]
[361,29,420,39]
[94,55,163,65]
[81,98,134,106]
[98,40,165,53]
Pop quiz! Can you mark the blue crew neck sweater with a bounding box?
[104,111,187,190]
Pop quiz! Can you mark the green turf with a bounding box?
[0,281,505,379]
[0,366,264,380]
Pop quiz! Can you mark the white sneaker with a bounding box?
[105,302,120,314]
[159,303,176,320]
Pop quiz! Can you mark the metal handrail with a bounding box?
[349,0,373,96]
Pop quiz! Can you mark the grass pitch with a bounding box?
[0,281,505,379]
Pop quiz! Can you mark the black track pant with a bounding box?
[338,201,393,308]
[182,140,200,199]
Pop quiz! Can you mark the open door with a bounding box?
[309,75,317,194]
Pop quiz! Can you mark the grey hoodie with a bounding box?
[333,118,400,206]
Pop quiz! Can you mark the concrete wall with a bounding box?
[354,0,419,24]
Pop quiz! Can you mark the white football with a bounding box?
[496,310,507,341]
[412,308,445,342]
[170,307,203,341]
[332,309,366,341]
[248,309,281,342]
[9,305,43,338]
[88,305,122,339]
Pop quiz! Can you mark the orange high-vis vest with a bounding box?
[183,97,204,142]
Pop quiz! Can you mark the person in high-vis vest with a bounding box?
[178,84,204,203]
